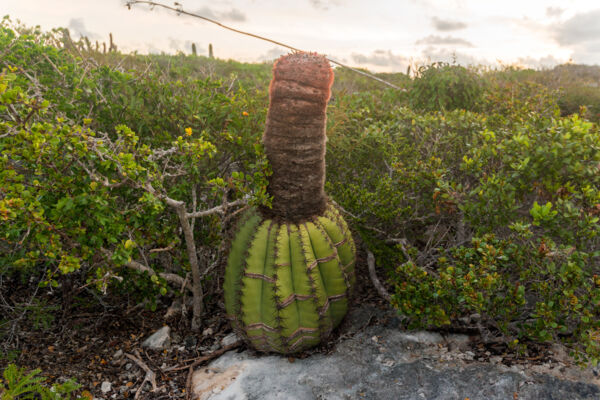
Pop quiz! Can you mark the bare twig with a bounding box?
[186,198,246,219]
[101,248,190,290]
[125,352,158,399]
[126,0,402,90]
[149,242,176,253]
[165,340,243,372]
[41,53,65,79]
[366,250,392,302]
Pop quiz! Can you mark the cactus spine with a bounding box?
[224,53,355,354]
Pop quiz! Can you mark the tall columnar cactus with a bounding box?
[224,53,356,354]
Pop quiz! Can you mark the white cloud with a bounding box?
[192,6,247,22]
[431,16,467,31]
[68,18,98,39]
[351,49,410,70]
[258,47,288,61]
[416,35,474,47]
[551,9,600,64]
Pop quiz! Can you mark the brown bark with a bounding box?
[261,52,334,222]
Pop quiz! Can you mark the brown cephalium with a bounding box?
[260,53,334,222]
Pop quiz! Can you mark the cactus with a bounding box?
[224,53,356,353]
[208,43,214,59]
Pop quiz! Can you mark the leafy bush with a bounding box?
[328,88,600,363]
[409,62,484,112]
[0,21,271,330]
[1,364,82,399]
[3,16,600,364]
[558,86,600,123]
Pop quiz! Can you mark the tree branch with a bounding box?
[186,198,246,219]
[101,248,189,290]
[366,250,392,302]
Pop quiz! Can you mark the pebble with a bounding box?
[221,333,239,347]
[101,381,112,393]
[142,326,171,350]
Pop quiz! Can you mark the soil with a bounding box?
[0,248,566,400]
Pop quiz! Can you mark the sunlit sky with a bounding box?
[3,0,600,71]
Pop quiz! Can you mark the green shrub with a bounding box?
[1,364,82,399]
[558,85,600,123]
[0,20,271,330]
[328,90,600,363]
[409,62,484,112]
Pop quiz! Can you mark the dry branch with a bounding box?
[125,352,158,399]
[101,248,189,290]
[366,250,392,302]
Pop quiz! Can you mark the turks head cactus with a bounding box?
[224,53,356,354]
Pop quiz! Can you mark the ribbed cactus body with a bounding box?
[224,203,355,353]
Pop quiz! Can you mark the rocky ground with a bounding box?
[2,255,600,399]
[192,306,600,400]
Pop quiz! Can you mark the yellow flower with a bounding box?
[242,111,249,116]
[185,127,193,136]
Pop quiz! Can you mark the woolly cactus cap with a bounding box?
[262,52,334,222]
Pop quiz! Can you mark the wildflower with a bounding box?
[242,111,249,116]
[185,127,192,136]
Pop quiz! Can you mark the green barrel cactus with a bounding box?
[224,53,356,353]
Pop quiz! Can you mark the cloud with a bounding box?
[193,6,246,22]
[416,35,474,47]
[309,0,341,10]
[431,16,467,31]
[553,9,600,46]
[515,54,564,69]
[545,7,564,18]
[258,47,288,61]
[551,9,600,64]
[68,18,98,39]
[351,49,410,70]
[168,37,202,54]
[419,46,481,66]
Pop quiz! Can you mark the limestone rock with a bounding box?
[142,326,171,350]
[100,381,111,394]
[193,306,600,400]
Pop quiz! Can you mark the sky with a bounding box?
[3,0,600,72]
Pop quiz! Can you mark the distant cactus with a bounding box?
[224,53,355,354]
[83,36,91,52]
[109,33,117,52]
[208,43,214,59]
[191,43,197,56]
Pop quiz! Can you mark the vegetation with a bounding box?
[0,15,599,372]
[0,364,82,400]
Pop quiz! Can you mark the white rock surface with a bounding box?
[193,306,600,400]
[220,332,239,347]
[142,325,171,349]
[100,381,112,393]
